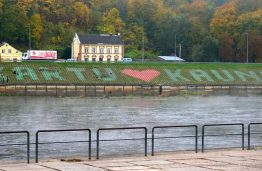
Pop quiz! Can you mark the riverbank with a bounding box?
[1,149,262,171]
[1,62,261,96]
[0,84,261,97]
[0,62,262,85]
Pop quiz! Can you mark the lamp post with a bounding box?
[142,30,144,62]
[29,24,31,59]
[174,34,177,56]
[245,32,249,63]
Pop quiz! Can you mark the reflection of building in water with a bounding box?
[71,33,124,62]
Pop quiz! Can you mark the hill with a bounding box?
[0,62,261,85]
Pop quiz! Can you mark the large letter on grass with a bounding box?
[234,70,262,82]
[40,67,64,81]
[190,69,214,82]
[210,70,235,82]
[67,68,86,81]
[14,67,38,81]
[92,68,117,81]
[164,69,190,82]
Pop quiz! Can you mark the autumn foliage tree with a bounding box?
[0,0,261,62]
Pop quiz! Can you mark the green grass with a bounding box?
[0,62,261,85]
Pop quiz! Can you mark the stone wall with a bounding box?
[0,84,261,97]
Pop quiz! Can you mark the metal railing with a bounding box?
[35,129,91,163]
[202,123,244,152]
[96,127,147,159]
[152,125,198,156]
[1,122,262,163]
[0,131,30,163]
[248,123,262,150]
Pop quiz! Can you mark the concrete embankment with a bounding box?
[0,84,261,97]
[1,149,262,171]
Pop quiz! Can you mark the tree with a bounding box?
[201,36,219,62]
[235,9,262,34]
[210,0,238,37]
[181,0,208,24]
[0,0,3,15]
[234,9,262,62]
[97,8,125,34]
[122,24,148,51]
[0,1,29,47]
[237,0,262,14]
[218,32,234,62]
[71,1,90,29]
[16,0,33,15]
[237,31,262,63]
[30,13,43,48]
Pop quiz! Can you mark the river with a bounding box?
[0,95,261,161]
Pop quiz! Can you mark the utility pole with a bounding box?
[179,44,182,58]
[29,24,31,59]
[174,34,177,56]
[246,32,249,63]
[142,30,144,62]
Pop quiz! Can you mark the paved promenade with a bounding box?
[1,149,262,171]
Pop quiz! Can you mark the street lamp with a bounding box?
[29,24,32,59]
[142,30,144,62]
[174,34,177,56]
[245,32,249,63]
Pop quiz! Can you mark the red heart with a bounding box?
[122,69,160,82]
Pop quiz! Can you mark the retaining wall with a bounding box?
[0,84,261,97]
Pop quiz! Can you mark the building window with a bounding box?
[114,55,119,61]
[107,55,111,62]
[84,47,88,54]
[8,49,11,53]
[99,47,104,54]
[114,47,119,54]
[2,49,5,54]
[99,55,104,62]
[107,48,111,54]
[84,55,89,62]
[92,55,96,62]
[92,47,96,54]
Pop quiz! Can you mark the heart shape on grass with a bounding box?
[121,69,160,82]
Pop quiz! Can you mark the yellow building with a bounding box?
[0,42,22,62]
[71,33,124,62]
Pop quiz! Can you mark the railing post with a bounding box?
[36,131,39,163]
[145,127,147,156]
[248,123,251,150]
[195,125,198,153]
[89,129,91,160]
[26,131,30,164]
[241,124,244,150]
[152,128,155,156]
[202,125,205,153]
[97,129,100,159]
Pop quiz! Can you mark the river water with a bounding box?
[0,95,261,161]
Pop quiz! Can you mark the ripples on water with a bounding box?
[0,96,261,161]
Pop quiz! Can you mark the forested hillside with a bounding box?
[0,0,262,62]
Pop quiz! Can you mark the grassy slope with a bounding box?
[0,62,261,85]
